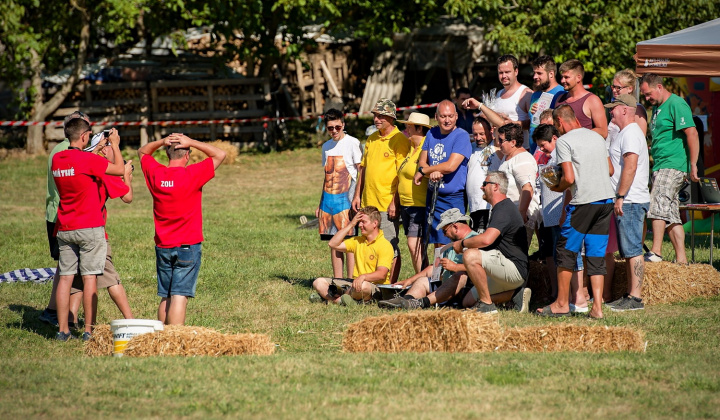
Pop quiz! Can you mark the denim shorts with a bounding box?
[616,202,649,258]
[156,243,202,298]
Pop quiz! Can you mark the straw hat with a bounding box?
[397,112,433,128]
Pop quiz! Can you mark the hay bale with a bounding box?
[342,310,501,353]
[123,325,275,357]
[636,261,720,305]
[188,140,239,164]
[497,324,645,353]
[84,324,114,357]
[527,260,553,304]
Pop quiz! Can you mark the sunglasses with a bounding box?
[611,85,628,91]
[327,125,344,132]
[482,181,498,187]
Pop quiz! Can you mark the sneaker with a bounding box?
[644,251,663,262]
[471,301,498,314]
[397,298,423,310]
[569,303,589,313]
[606,296,626,308]
[512,287,532,313]
[55,331,75,341]
[82,332,93,341]
[378,297,406,309]
[39,309,59,327]
[309,292,323,303]
[609,294,644,312]
[340,294,357,307]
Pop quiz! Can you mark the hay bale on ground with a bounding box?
[188,140,239,164]
[342,310,501,353]
[84,324,113,357]
[123,325,275,357]
[497,324,645,353]
[634,261,720,305]
[527,260,552,304]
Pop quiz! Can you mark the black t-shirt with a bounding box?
[484,198,529,279]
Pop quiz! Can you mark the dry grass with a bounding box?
[84,324,275,357]
[343,310,645,354]
[188,140,239,164]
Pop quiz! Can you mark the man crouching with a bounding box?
[310,206,394,306]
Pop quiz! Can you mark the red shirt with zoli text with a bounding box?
[141,155,215,248]
[52,149,109,231]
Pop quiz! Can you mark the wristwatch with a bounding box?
[418,166,425,175]
[615,193,625,200]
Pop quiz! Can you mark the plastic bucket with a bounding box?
[110,319,164,357]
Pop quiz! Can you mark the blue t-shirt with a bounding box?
[422,126,472,195]
[529,85,566,139]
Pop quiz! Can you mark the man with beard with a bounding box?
[528,56,566,153]
[493,54,532,148]
[556,59,608,139]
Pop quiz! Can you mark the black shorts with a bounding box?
[47,221,59,260]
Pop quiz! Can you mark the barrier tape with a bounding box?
[0,102,440,128]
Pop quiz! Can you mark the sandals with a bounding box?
[535,305,570,317]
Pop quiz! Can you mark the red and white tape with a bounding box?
[0,103,440,128]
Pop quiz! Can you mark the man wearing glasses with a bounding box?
[51,117,125,340]
[454,171,530,314]
[316,108,362,279]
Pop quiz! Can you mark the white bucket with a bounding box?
[110,319,164,357]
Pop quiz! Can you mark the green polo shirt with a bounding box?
[650,94,695,172]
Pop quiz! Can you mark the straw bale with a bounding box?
[122,325,275,357]
[84,324,114,357]
[527,261,553,304]
[497,324,645,353]
[342,310,501,353]
[613,261,720,305]
[188,140,239,164]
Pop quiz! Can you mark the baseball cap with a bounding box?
[371,98,397,119]
[84,132,105,152]
[604,94,637,109]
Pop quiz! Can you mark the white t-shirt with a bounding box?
[540,149,564,227]
[609,123,650,203]
[321,134,362,180]
[467,144,495,212]
[556,128,615,205]
[496,85,531,148]
[498,151,540,216]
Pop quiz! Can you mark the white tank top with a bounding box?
[495,85,530,148]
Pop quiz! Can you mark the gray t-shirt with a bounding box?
[555,127,615,205]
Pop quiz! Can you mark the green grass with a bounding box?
[1,149,720,418]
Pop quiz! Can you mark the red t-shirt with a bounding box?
[99,174,130,240]
[141,155,215,248]
[52,149,109,231]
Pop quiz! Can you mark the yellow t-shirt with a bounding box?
[360,127,410,211]
[343,230,394,284]
[397,138,428,207]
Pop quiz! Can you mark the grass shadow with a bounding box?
[6,304,57,339]
[274,274,314,288]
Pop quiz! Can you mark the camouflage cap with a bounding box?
[371,98,397,119]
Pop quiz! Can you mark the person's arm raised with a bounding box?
[105,128,124,176]
[170,134,226,169]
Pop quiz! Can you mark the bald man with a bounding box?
[414,100,472,246]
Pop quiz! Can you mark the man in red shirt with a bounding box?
[51,118,125,341]
[138,134,226,325]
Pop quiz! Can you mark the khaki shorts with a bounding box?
[470,249,524,298]
[57,227,107,276]
[70,241,121,293]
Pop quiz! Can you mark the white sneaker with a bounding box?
[644,251,663,262]
[569,303,589,313]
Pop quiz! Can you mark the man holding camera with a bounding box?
[138,134,226,325]
[51,118,126,340]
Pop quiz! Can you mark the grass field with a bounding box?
[1,147,719,419]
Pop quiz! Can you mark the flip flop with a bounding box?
[535,305,570,317]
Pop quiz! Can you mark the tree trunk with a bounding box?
[25,0,91,154]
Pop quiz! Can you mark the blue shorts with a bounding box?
[616,202,649,259]
[428,191,466,245]
[319,191,351,215]
[401,206,426,238]
[556,199,612,276]
[156,243,202,298]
